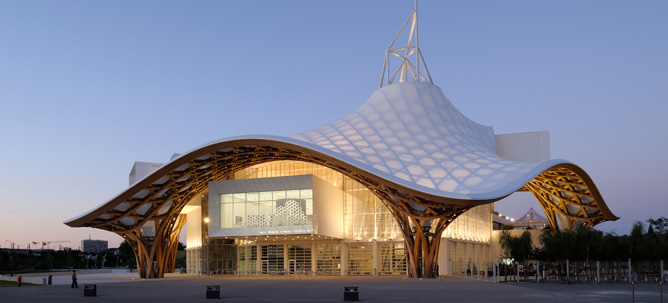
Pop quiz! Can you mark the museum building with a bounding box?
[65,6,617,279]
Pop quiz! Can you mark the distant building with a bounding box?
[81,239,108,253]
[493,208,550,230]
[129,161,163,186]
[511,208,550,230]
[0,248,33,255]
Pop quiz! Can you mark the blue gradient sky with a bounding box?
[1,1,666,250]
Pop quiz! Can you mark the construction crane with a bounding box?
[32,240,70,249]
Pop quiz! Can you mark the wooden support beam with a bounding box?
[67,140,617,279]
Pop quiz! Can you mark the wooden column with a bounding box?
[391,211,448,278]
[122,214,186,279]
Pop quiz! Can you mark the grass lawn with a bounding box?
[0,270,52,275]
[0,280,40,287]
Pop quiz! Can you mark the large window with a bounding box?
[186,248,201,274]
[207,240,236,275]
[316,244,341,275]
[261,245,285,275]
[227,160,492,244]
[344,178,401,240]
[231,161,404,241]
[288,244,312,274]
[237,246,258,274]
[347,243,373,275]
[220,189,313,229]
[443,204,492,243]
[378,242,406,275]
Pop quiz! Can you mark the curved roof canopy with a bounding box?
[63,4,618,281]
[65,81,618,232]
[65,2,617,234]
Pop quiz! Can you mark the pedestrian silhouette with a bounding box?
[71,270,78,288]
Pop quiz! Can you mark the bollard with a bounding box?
[343,286,359,301]
[206,285,220,299]
[596,261,600,285]
[83,284,97,297]
[484,262,488,280]
[628,259,632,284]
[491,262,495,282]
[493,262,497,283]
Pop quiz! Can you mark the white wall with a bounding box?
[312,175,344,238]
[495,131,550,162]
[128,161,163,185]
[185,206,202,249]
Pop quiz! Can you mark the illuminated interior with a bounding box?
[182,160,493,276]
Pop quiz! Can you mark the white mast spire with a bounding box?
[380,0,433,88]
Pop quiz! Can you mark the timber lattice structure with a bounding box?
[65,4,617,279]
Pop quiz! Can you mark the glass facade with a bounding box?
[347,243,374,275]
[448,241,490,276]
[288,244,312,274]
[207,240,236,275]
[316,243,341,275]
[232,160,490,243]
[378,242,407,275]
[232,161,402,240]
[443,204,492,242]
[249,246,257,273]
[187,160,493,276]
[343,178,400,240]
[186,248,201,274]
[220,189,313,229]
[261,245,285,275]
[237,246,258,274]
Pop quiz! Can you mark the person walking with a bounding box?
[17,275,22,287]
[71,270,78,288]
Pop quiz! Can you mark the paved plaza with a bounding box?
[2,270,665,303]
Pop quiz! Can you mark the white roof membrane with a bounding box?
[292,82,564,199]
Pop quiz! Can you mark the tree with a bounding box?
[0,250,9,270]
[599,231,629,261]
[118,241,134,257]
[647,217,668,234]
[43,250,55,270]
[117,241,137,269]
[537,229,574,261]
[645,223,660,260]
[572,225,603,261]
[499,230,535,262]
[629,221,646,260]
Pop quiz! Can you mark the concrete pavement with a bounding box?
[2,271,665,303]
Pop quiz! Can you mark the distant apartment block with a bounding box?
[82,239,108,253]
